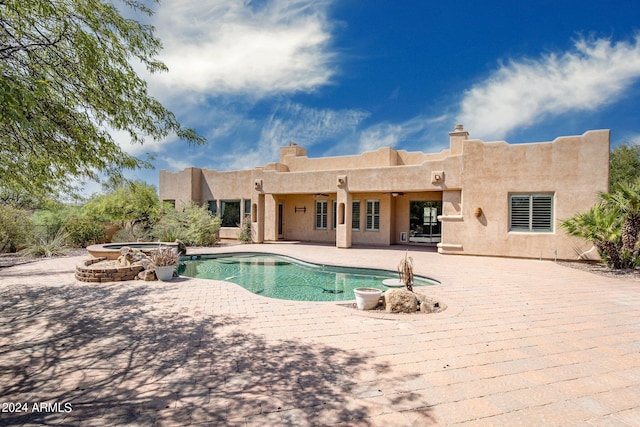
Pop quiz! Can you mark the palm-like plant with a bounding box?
[601,181,640,259]
[563,178,640,269]
[561,203,622,269]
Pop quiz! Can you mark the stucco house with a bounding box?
[159,125,610,260]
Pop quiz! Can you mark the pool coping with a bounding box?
[178,250,452,317]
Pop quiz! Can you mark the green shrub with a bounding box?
[0,204,32,252]
[31,203,81,237]
[238,215,253,243]
[20,229,68,258]
[63,216,106,247]
[151,208,184,242]
[111,223,151,242]
[82,181,160,227]
[183,203,221,246]
[152,202,220,246]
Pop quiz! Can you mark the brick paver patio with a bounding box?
[0,243,639,426]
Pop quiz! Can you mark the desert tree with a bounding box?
[0,0,204,197]
[609,142,640,190]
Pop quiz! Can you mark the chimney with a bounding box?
[449,124,469,155]
[279,142,307,163]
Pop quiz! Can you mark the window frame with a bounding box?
[509,193,554,233]
[315,200,328,230]
[207,200,217,216]
[220,199,241,228]
[351,200,361,231]
[365,200,380,231]
[332,200,337,230]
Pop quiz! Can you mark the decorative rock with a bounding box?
[138,270,157,281]
[117,247,149,266]
[416,294,446,313]
[384,289,418,313]
[133,258,153,270]
[175,240,187,255]
[420,299,438,313]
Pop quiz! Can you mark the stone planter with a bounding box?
[354,287,383,310]
[155,265,175,282]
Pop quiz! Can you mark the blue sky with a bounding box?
[103,0,640,194]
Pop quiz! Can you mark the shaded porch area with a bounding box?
[256,191,443,248]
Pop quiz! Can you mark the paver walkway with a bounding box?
[0,243,639,426]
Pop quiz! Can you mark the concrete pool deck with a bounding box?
[0,243,639,426]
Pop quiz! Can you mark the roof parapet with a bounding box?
[280,142,307,163]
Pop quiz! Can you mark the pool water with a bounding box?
[177,253,438,302]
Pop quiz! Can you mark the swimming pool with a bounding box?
[177,252,439,302]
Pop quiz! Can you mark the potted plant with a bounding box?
[354,287,383,310]
[151,246,179,281]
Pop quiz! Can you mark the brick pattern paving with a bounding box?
[0,243,639,426]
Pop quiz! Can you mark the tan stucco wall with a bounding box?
[159,167,203,209]
[438,130,609,259]
[159,127,609,260]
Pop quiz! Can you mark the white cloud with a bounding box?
[261,102,369,147]
[617,133,640,146]
[161,156,193,171]
[219,102,368,170]
[150,0,335,98]
[357,114,449,153]
[358,123,405,152]
[458,35,640,140]
[110,127,174,156]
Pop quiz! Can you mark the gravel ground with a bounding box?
[556,260,640,281]
[0,248,87,269]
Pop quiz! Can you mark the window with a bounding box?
[244,199,252,216]
[207,200,217,216]
[509,194,553,232]
[220,200,241,227]
[332,200,337,230]
[352,200,361,230]
[366,200,380,231]
[163,200,176,209]
[315,200,328,229]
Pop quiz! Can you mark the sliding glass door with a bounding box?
[409,201,442,244]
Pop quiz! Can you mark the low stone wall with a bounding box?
[86,242,181,260]
[75,257,144,283]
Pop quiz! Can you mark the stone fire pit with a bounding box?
[75,257,144,282]
[76,246,178,282]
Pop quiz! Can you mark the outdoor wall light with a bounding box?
[474,207,483,217]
